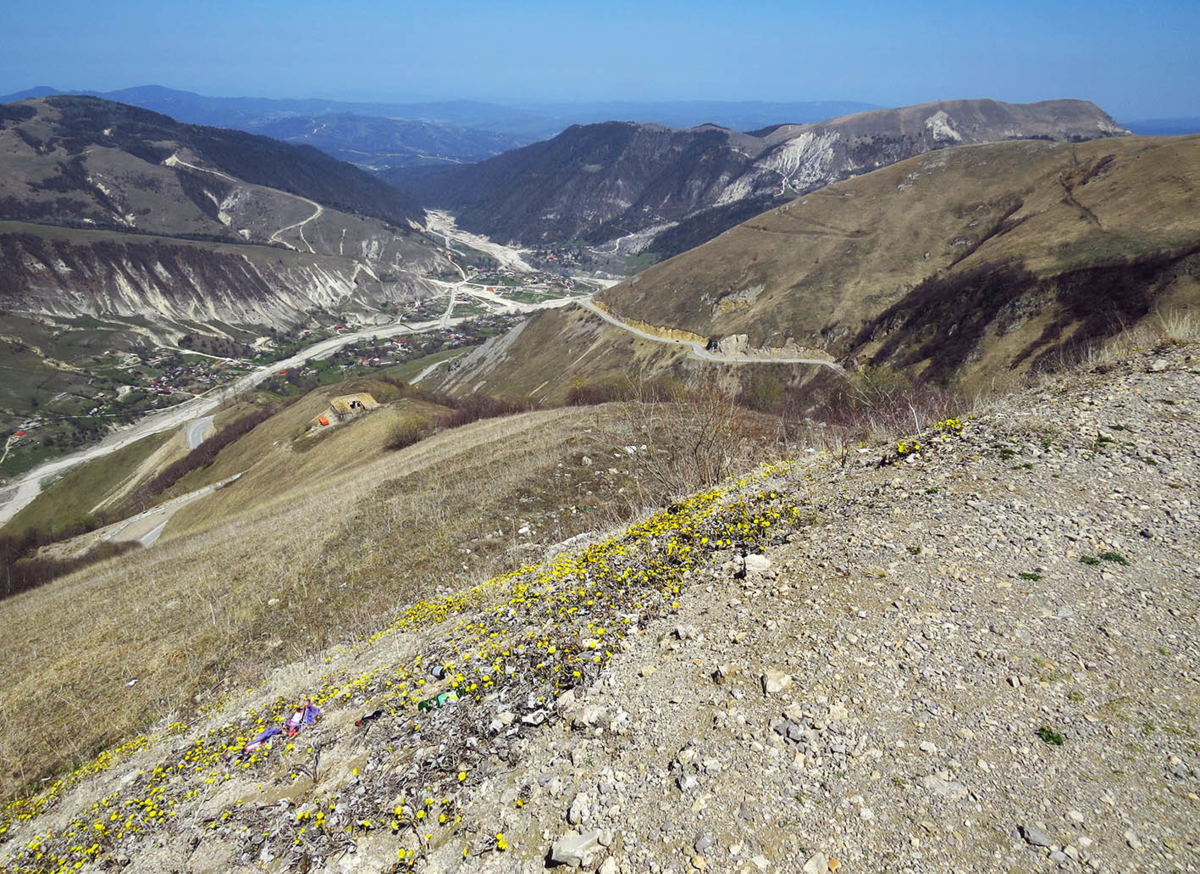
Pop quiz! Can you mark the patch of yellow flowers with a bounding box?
[2,460,808,873]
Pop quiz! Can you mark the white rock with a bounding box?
[762,670,792,695]
[744,554,772,574]
[802,850,828,874]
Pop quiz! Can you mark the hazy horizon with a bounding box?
[4,0,1199,120]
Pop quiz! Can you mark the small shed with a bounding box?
[328,393,381,417]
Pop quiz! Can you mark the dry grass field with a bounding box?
[0,388,780,800]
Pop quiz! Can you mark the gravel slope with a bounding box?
[454,345,1199,874]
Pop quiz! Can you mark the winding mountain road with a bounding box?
[268,198,323,253]
[575,299,848,375]
[165,153,322,253]
[185,416,214,450]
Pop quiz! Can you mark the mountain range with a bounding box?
[396,98,1130,259]
[0,86,880,138]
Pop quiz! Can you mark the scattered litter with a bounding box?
[355,708,385,727]
[285,700,321,738]
[417,690,459,712]
[243,727,282,754]
[125,679,138,687]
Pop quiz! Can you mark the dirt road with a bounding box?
[575,299,848,374]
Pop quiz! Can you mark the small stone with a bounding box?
[695,834,716,853]
[1150,358,1169,372]
[551,830,602,868]
[828,860,841,872]
[713,663,738,684]
[744,554,772,574]
[752,855,770,871]
[919,741,937,753]
[1021,825,1053,847]
[762,670,792,695]
[802,851,828,874]
[859,807,875,821]
[568,793,589,825]
[598,859,619,874]
[920,773,968,799]
[1067,810,1085,824]
[639,665,657,678]
[691,856,708,870]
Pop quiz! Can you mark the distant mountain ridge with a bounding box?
[0,86,879,138]
[396,98,1129,258]
[245,113,529,172]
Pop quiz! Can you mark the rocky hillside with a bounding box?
[0,96,459,332]
[398,99,1127,258]
[1,340,1196,873]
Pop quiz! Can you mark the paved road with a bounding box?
[103,472,245,548]
[574,299,848,375]
[185,416,215,450]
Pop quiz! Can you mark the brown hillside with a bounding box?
[596,134,1200,386]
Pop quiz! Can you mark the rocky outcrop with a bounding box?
[0,231,439,331]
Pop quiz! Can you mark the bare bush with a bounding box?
[610,379,784,505]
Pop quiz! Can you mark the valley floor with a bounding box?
[1,346,1197,873]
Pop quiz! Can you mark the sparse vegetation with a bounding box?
[1036,726,1066,746]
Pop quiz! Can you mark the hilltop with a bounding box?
[0,332,1196,872]
[396,99,1127,260]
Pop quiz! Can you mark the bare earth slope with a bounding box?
[1,342,1196,873]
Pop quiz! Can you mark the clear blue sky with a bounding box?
[4,0,1197,119]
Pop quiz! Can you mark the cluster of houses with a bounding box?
[122,354,248,398]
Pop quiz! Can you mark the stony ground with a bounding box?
[2,346,1197,873]
[451,346,1200,874]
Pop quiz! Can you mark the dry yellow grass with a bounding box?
[0,399,748,799]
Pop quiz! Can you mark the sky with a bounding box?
[3,0,1198,119]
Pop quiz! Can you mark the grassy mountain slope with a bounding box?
[593,134,1200,386]
[0,386,759,799]
[429,135,1199,403]
[4,96,421,226]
